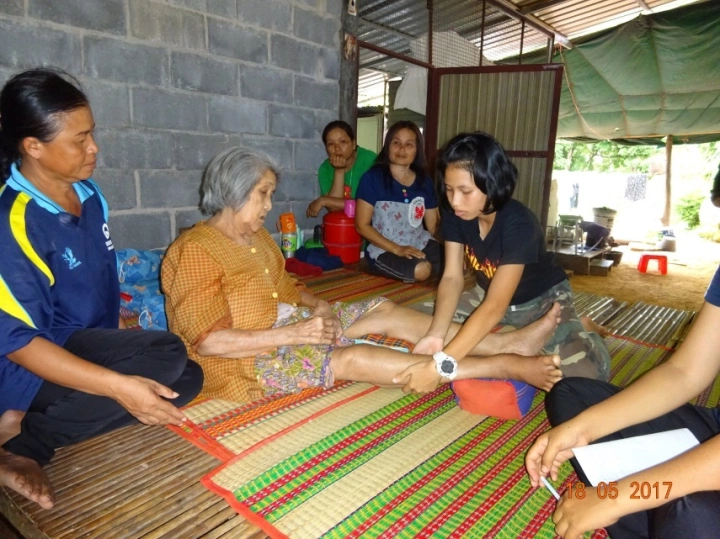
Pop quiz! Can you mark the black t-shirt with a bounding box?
[441,199,567,305]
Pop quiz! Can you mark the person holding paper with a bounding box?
[525,266,720,538]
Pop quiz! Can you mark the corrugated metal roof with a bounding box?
[357,0,705,106]
[519,0,701,39]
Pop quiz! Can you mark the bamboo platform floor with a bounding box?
[573,292,696,348]
[0,424,268,539]
[0,293,697,539]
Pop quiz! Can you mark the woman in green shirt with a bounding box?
[306,120,377,217]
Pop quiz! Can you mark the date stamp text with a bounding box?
[566,481,673,499]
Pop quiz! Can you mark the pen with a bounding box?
[540,476,561,500]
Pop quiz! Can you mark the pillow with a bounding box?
[119,279,167,331]
[451,378,536,420]
[116,249,163,284]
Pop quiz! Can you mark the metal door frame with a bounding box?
[425,63,564,229]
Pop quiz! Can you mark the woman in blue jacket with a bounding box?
[0,68,202,509]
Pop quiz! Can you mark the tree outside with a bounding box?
[554,140,657,173]
[551,140,720,241]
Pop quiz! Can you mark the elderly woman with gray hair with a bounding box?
[161,147,563,404]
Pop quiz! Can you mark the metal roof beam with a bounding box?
[486,0,572,49]
[359,17,419,41]
[518,0,575,15]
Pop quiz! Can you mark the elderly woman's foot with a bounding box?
[506,354,563,392]
[0,449,55,509]
[0,410,24,446]
[504,303,561,356]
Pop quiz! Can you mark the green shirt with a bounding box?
[317,146,377,198]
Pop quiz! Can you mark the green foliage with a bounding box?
[554,140,656,172]
[675,193,705,229]
[699,142,720,179]
[699,227,720,243]
[699,141,720,161]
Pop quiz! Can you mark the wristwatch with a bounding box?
[432,351,458,380]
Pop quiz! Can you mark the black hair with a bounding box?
[321,120,355,145]
[437,132,517,214]
[374,120,428,190]
[0,67,88,182]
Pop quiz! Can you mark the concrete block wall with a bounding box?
[0,0,340,249]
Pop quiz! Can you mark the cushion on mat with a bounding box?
[451,378,536,420]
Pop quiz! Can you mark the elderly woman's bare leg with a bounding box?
[343,301,561,357]
[329,345,563,392]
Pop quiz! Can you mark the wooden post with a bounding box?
[662,135,673,227]
[339,3,359,131]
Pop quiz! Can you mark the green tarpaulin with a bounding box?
[547,1,720,144]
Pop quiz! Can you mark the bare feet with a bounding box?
[506,354,563,392]
[0,449,54,509]
[502,303,562,356]
[581,316,610,337]
[0,410,24,446]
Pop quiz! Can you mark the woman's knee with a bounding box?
[414,261,432,282]
[329,347,359,381]
[545,377,617,427]
[135,332,190,383]
[651,491,720,539]
[554,326,611,381]
[356,298,397,324]
[172,360,204,407]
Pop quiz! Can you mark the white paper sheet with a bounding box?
[572,428,699,486]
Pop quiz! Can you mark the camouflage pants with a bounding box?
[473,281,611,381]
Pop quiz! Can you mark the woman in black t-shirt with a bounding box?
[398,132,610,394]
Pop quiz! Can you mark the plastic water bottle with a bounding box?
[281,231,297,258]
[278,212,297,258]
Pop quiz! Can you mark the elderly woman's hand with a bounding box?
[312,300,342,340]
[289,316,340,345]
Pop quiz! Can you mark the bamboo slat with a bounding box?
[572,293,696,348]
[0,426,268,539]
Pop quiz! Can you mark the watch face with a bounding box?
[441,359,455,374]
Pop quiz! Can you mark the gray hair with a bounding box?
[199,147,280,215]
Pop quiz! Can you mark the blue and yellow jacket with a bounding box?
[0,164,119,413]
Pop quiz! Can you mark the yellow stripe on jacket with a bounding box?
[0,272,36,328]
[9,192,55,286]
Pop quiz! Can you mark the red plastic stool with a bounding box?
[637,254,667,275]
